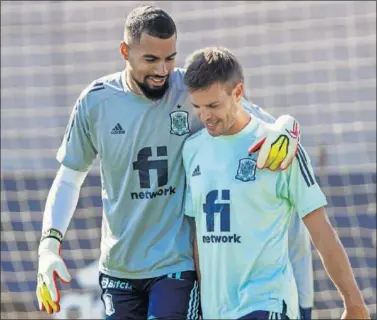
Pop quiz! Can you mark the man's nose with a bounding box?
[199,108,212,121]
[155,61,168,76]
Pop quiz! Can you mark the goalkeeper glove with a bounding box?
[36,229,71,314]
[248,115,300,171]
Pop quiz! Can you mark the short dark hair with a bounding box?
[124,5,177,43]
[184,47,244,93]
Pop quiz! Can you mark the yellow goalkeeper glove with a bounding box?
[36,230,71,314]
[248,115,300,171]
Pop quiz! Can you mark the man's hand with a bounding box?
[248,115,300,171]
[36,237,71,314]
[341,304,370,319]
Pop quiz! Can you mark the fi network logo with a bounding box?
[131,146,175,199]
[202,190,241,244]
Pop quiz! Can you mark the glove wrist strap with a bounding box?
[40,228,63,243]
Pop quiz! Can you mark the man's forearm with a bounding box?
[305,209,365,306]
[42,165,87,236]
[317,231,364,305]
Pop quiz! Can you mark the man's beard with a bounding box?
[132,75,170,101]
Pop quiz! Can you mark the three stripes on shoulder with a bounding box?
[89,82,105,93]
[296,145,315,187]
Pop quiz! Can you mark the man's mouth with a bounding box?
[148,76,167,86]
[205,121,219,130]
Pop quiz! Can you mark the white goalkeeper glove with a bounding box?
[36,229,71,314]
[248,115,300,171]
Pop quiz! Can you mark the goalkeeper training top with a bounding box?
[183,116,328,319]
[57,69,202,279]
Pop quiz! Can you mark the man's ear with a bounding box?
[120,42,129,61]
[233,82,244,102]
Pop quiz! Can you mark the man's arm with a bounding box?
[283,144,369,319]
[37,165,88,314]
[303,207,370,319]
[37,91,97,315]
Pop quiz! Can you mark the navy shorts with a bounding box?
[299,307,312,320]
[99,271,200,320]
[238,310,290,319]
[238,301,290,319]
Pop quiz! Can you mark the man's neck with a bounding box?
[125,69,142,96]
[226,110,252,136]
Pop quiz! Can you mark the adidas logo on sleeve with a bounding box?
[111,123,125,134]
[192,165,201,177]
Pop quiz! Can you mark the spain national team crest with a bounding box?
[169,106,190,136]
[235,157,257,182]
